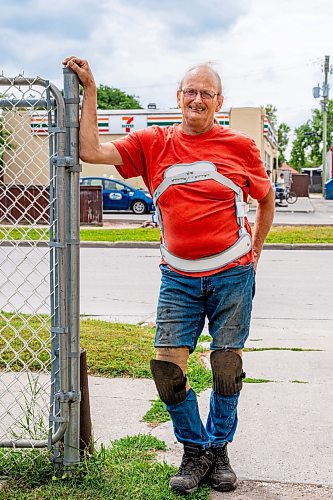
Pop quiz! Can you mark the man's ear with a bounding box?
[215,95,224,112]
[177,90,182,108]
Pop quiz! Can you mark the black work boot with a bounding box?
[169,444,213,495]
[210,444,238,491]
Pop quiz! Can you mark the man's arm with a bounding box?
[62,56,123,165]
[251,186,275,271]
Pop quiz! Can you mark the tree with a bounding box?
[289,99,333,169]
[0,94,11,181]
[265,104,277,127]
[0,117,6,164]
[265,104,291,166]
[289,122,316,169]
[277,122,291,165]
[79,85,142,110]
[97,85,142,109]
[0,118,9,182]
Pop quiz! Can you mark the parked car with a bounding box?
[80,177,155,214]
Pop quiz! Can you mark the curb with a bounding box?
[210,479,333,499]
[79,242,333,250]
[1,241,333,250]
[263,243,333,250]
[80,241,160,249]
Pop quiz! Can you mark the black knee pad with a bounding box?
[210,350,246,396]
[150,359,187,404]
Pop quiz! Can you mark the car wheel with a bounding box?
[131,200,147,214]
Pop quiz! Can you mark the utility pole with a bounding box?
[322,55,329,194]
[313,55,331,194]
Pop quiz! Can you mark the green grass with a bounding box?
[1,225,333,244]
[143,353,274,425]
[265,225,333,244]
[0,226,161,242]
[198,334,211,343]
[143,352,213,424]
[143,343,319,424]
[81,320,156,378]
[243,378,273,383]
[0,226,49,241]
[0,314,156,377]
[0,308,318,496]
[0,313,317,427]
[0,312,51,371]
[0,434,210,499]
[290,380,308,384]
[80,227,161,242]
[1,312,320,375]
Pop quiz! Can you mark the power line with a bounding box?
[116,57,327,91]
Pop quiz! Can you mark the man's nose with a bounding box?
[193,91,204,102]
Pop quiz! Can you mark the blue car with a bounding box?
[80,177,155,214]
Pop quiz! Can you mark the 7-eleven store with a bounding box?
[79,107,278,187]
[3,107,277,187]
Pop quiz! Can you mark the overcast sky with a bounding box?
[1,0,332,131]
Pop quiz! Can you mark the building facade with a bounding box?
[2,107,278,187]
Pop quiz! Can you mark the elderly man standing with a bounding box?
[64,56,275,495]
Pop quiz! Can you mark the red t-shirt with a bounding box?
[113,124,271,277]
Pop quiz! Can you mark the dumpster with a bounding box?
[324,179,333,200]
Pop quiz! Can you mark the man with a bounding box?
[63,56,275,495]
[276,172,287,204]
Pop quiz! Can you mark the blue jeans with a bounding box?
[155,263,255,448]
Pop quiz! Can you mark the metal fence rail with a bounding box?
[0,71,80,470]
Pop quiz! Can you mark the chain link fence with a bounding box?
[0,70,81,473]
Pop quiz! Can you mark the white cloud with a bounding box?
[0,0,332,129]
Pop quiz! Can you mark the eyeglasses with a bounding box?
[181,88,218,100]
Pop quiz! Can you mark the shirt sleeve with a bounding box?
[246,139,272,201]
[112,128,154,183]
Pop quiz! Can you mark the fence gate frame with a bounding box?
[0,68,81,468]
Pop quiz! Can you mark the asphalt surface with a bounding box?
[102,194,333,227]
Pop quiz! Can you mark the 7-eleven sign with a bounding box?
[107,114,147,134]
[122,116,134,133]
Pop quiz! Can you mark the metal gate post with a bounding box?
[62,68,81,466]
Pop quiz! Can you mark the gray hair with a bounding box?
[179,63,223,95]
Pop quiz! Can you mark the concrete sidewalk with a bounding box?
[261,196,314,213]
[87,317,333,498]
[247,196,314,219]
[81,248,333,498]
[274,196,314,213]
[89,321,333,500]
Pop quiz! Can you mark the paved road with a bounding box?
[79,247,333,324]
[2,246,332,327]
[103,195,333,226]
